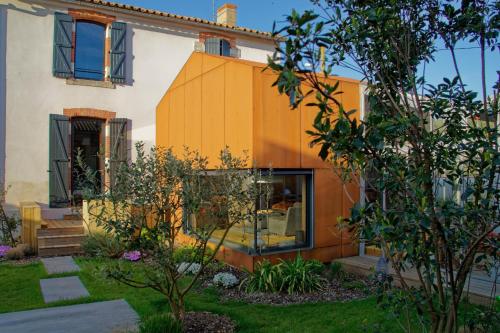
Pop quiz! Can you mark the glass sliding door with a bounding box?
[259,173,309,251]
[186,169,313,254]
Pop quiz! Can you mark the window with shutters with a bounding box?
[52,10,127,84]
[204,38,231,57]
[74,21,106,80]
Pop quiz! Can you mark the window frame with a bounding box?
[204,37,231,57]
[73,19,107,81]
[184,169,315,255]
[252,169,314,255]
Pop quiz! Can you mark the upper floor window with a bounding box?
[74,21,105,81]
[53,12,127,84]
[204,38,231,57]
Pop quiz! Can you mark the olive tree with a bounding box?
[269,1,499,332]
[80,143,269,321]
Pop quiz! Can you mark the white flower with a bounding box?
[213,272,239,288]
[177,262,201,275]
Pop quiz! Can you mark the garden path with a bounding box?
[40,276,90,303]
[0,256,139,332]
[41,256,80,274]
[40,256,89,303]
[0,299,139,333]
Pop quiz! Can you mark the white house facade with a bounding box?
[0,0,275,216]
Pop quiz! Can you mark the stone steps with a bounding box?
[38,226,85,236]
[37,217,86,257]
[38,244,83,257]
[38,234,87,247]
[63,214,81,221]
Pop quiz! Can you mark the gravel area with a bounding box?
[198,264,376,306]
[219,279,373,305]
[183,311,235,333]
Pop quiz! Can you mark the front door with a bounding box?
[49,114,127,208]
[49,115,105,207]
[71,117,104,204]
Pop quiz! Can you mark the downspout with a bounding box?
[358,83,367,256]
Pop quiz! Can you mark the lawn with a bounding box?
[0,258,403,333]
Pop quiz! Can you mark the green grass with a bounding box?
[0,258,403,332]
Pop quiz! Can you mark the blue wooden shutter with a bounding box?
[49,114,71,208]
[221,39,230,57]
[205,38,220,55]
[52,12,73,78]
[110,22,127,83]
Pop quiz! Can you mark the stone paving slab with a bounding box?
[40,276,90,303]
[0,299,139,333]
[41,256,80,274]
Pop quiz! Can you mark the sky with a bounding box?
[120,0,498,94]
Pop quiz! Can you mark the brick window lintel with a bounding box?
[199,32,236,48]
[68,8,116,25]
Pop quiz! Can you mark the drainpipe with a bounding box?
[358,83,367,256]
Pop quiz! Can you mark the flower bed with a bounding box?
[0,245,11,258]
[199,260,376,305]
[122,250,141,261]
[220,276,374,305]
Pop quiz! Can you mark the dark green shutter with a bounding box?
[109,118,128,188]
[49,114,71,207]
[52,12,73,78]
[205,38,221,55]
[110,22,127,83]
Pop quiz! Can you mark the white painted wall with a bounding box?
[2,0,274,211]
[0,7,6,194]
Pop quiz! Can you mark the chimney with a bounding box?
[217,3,237,26]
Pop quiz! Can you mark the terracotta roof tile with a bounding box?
[75,0,273,38]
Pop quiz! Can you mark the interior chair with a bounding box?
[269,205,302,236]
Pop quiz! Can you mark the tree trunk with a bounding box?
[444,310,457,333]
[431,314,449,333]
[168,297,185,322]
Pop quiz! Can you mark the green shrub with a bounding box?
[82,233,125,259]
[6,246,24,260]
[342,280,367,291]
[279,254,324,294]
[5,243,32,260]
[243,259,282,293]
[243,255,325,294]
[327,261,347,281]
[139,313,182,333]
[173,245,213,264]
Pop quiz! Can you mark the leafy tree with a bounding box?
[269,1,499,332]
[80,143,269,322]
